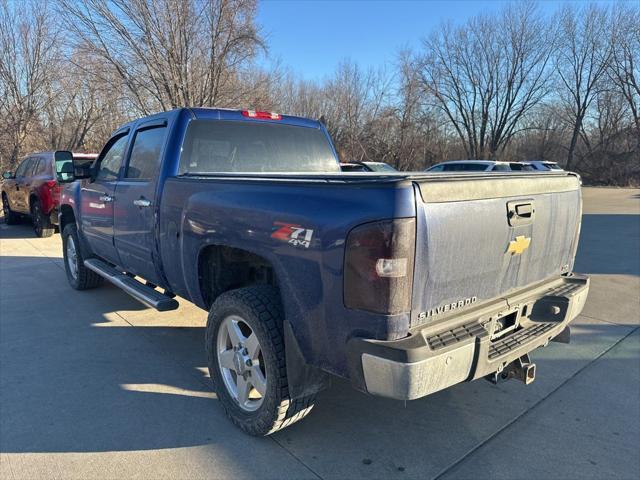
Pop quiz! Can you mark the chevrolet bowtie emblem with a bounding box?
[507,235,531,255]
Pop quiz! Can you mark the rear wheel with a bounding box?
[2,194,19,225]
[206,286,315,435]
[62,224,103,290]
[31,199,54,237]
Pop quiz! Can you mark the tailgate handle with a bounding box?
[507,200,535,226]
[516,203,533,217]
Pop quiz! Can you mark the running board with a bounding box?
[84,259,179,311]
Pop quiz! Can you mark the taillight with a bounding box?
[241,110,282,120]
[45,180,61,204]
[344,218,415,314]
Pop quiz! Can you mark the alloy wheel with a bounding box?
[66,235,78,280]
[216,315,267,411]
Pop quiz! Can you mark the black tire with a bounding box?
[31,199,54,237]
[206,286,315,435]
[2,193,20,225]
[62,224,104,290]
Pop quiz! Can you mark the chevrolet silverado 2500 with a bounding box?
[57,108,589,435]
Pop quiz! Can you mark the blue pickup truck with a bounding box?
[57,108,589,435]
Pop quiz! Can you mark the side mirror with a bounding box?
[55,151,75,183]
[2,171,13,180]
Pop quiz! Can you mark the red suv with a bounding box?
[2,151,97,237]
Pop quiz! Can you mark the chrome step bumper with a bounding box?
[347,274,589,400]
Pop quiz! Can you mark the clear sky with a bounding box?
[256,0,613,80]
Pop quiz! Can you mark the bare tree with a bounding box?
[322,61,392,161]
[555,4,612,170]
[0,0,59,170]
[0,0,636,185]
[41,53,120,152]
[59,0,264,114]
[608,3,640,143]
[418,2,554,159]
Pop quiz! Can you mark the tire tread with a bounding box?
[2,193,20,225]
[206,285,315,436]
[62,224,104,290]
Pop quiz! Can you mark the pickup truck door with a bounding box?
[113,120,168,283]
[10,157,35,213]
[81,133,129,265]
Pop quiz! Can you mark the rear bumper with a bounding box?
[346,274,589,400]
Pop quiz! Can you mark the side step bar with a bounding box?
[84,259,179,312]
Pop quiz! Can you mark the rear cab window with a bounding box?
[179,120,340,174]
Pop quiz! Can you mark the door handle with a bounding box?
[133,198,151,208]
[99,194,113,203]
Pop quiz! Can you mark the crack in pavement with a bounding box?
[578,313,639,327]
[432,325,640,480]
[270,436,324,480]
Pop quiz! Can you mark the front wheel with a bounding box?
[31,200,54,237]
[62,224,104,290]
[206,286,315,435]
[2,194,20,225]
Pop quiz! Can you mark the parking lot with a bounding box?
[1,187,638,480]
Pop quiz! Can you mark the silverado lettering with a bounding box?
[419,296,478,320]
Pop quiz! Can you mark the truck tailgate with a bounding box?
[411,174,581,328]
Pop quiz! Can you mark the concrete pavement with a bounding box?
[1,187,639,479]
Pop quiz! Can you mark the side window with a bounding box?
[429,165,444,172]
[39,157,52,175]
[462,164,491,172]
[492,164,510,172]
[32,157,49,176]
[29,158,41,176]
[15,158,33,177]
[97,135,129,181]
[125,126,167,179]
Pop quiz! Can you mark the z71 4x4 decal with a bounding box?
[271,222,314,249]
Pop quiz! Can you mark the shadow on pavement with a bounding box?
[1,256,214,454]
[1,210,638,478]
[0,221,50,239]
[0,255,635,459]
[574,214,640,276]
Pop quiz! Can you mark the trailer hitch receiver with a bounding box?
[486,354,536,385]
